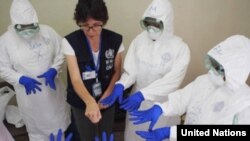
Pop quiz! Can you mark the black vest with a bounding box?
[65,29,122,108]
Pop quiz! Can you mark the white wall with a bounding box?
[1,0,250,86]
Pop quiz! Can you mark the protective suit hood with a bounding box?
[208,35,250,90]
[10,0,38,25]
[142,0,174,40]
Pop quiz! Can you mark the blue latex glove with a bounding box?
[100,84,124,106]
[37,68,57,90]
[120,91,144,112]
[129,105,162,130]
[95,132,114,141]
[50,129,73,141]
[136,127,170,141]
[19,76,42,95]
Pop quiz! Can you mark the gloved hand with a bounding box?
[129,105,162,130]
[136,127,170,141]
[50,129,73,141]
[37,68,57,90]
[100,84,124,106]
[95,132,114,141]
[19,76,42,95]
[120,91,144,112]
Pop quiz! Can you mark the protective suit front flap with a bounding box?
[10,0,38,25]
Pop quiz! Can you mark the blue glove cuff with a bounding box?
[19,76,28,85]
[137,91,145,101]
[116,83,125,91]
[49,68,57,76]
[153,105,163,115]
[19,76,25,84]
[163,127,171,138]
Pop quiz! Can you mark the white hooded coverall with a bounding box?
[158,35,250,140]
[0,0,70,140]
[116,0,190,140]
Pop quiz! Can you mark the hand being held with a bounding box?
[85,101,102,123]
[98,91,112,110]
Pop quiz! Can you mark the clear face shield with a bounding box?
[140,17,163,40]
[14,23,40,39]
[205,55,225,76]
[205,55,226,86]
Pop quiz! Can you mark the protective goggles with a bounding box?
[140,17,163,31]
[14,23,40,33]
[205,55,225,76]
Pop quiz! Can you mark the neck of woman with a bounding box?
[87,36,100,52]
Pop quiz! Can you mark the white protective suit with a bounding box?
[117,0,190,140]
[158,35,250,140]
[0,0,70,141]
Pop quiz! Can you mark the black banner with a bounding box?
[177,125,250,141]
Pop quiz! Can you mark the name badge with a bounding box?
[82,71,96,80]
[92,82,102,98]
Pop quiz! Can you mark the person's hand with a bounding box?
[50,128,73,141]
[85,101,102,123]
[100,84,124,106]
[129,105,162,130]
[136,127,170,141]
[98,101,109,110]
[95,132,114,141]
[120,91,144,112]
[98,90,112,110]
[19,76,42,95]
[37,68,57,90]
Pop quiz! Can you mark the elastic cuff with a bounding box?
[170,126,177,141]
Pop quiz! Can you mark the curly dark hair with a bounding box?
[74,0,109,25]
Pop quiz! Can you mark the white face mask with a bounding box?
[16,28,39,39]
[208,69,225,86]
[147,26,162,41]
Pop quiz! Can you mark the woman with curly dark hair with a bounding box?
[62,0,124,140]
